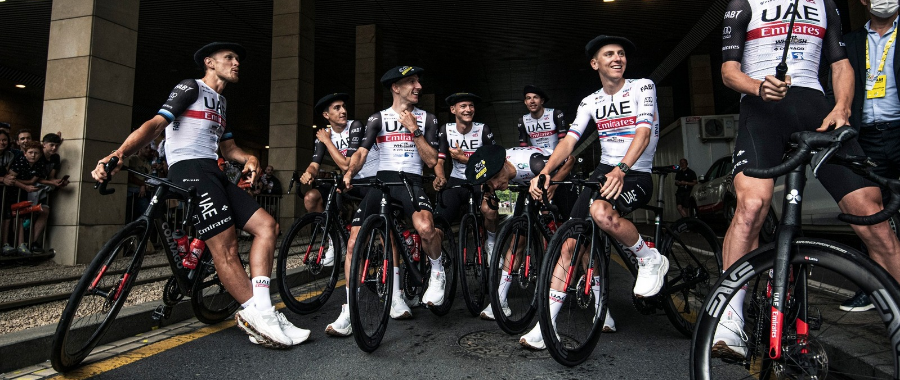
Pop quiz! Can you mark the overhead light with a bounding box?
[14,84,25,88]
[265,145,270,149]
[603,0,614,2]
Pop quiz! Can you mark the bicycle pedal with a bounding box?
[151,305,173,321]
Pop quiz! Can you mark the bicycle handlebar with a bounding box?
[96,156,197,201]
[743,128,900,225]
[350,172,422,212]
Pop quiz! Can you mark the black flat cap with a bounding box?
[381,66,424,87]
[466,145,507,185]
[585,35,635,58]
[445,92,482,106]
[315,93,350,115]
[194,42,246,68]
[523,85,549,103]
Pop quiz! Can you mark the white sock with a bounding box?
[486,231,496,246]
[592,276,602,315]
[627,236,655,259]
[549,289,567,328]
[430,255,444,273]
[251,276,272,310]
[241,299,254,309]
[393,267,401,295]
[726,286,747,322]
[498,270,512,301]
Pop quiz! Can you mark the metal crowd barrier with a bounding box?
[0,184,53,257]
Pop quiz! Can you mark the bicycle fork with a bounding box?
[768,165,806,360]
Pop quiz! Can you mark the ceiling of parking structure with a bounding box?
[0,0,731,149]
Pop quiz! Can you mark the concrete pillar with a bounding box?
[41,0,139,264]
[355,25,381,118]
[269,0,314,225]
[688,55,716,116]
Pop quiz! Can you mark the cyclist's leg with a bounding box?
[722,174,773,269]
[839,188,900,281]
[480,188,499,252]
[303,183,329,213]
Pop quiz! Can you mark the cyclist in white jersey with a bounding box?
[527,36,665,350]
[713,0,900,360]
[433,92,499,278]
[338,66,443,328]
[92,42,308,349]
[298,93,376,271]
[517,85,567,153]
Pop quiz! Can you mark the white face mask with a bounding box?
[870,0,899,19]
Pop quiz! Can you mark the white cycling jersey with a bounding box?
[158,79,233,167]
[438,122,496,180]
[567,79,660,173]
[311,121,378,179]
[517,108,567,152]
[505,146,552,185]
[359,107,439,175]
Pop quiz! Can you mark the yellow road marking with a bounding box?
[50,279,345,380]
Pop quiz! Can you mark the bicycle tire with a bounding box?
[348,214,393,353]
[276,212,343,315]
[51,220,149,372]
[691,238,900,379]
[428,216,457,316]
[658,217,722,338]
[538,219,609,367]
[458,213,488,316]
[489,215,543,335]
[190,249,240,324]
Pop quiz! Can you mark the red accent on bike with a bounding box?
[113,273,130,301]
[525,255,531,279]
[563,266,575,292]
[302,241,314,263]
[476,246,482,265]
[90,265,109,291]
[316,245,324,264]
[585,268,594,295]
[361,259,370,284]
[646,241,655,249]
[796,318,809,354]
[769,306,783,359]
[382,259,388,284]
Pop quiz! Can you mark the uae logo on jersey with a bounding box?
[791,52,804,59]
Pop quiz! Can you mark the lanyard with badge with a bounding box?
[866,26,898,99]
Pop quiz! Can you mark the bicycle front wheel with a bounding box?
[458,213,488,316]
[538,219,609,367]
[659,217,722,338]
[51,220,149,372]
[276,212,343,315]
[691,238,900,379]
[489,215,543,334]
[190,249,240,324]
[348,215,393,352]
[428,216,457,316]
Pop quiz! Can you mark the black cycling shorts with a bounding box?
[311,181,368,203]
[510,180,578,220]
[351,171,434,226]
[168,159,261,240]
[732,87,873,202]
[571,163,653,219]
[436,177,481,223]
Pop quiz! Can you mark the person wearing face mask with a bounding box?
[835,0,900,313]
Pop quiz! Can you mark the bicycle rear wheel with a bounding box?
[458,213,488,316]
[190,249,241,323]
[538,219,609,367]
[658,217,722,338]
[51,220,148,372]
[489,215,543,334]
[276,212,343,315]
[691,238,900,379]
[348,215,393,352]
[428,216,457,316]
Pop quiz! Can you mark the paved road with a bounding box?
[31,264,697,379]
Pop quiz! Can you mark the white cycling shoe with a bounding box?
[423,271,446,307]
[711,310,748,361]
[479,301,511,321]
[247,309,310,346]
[320,238,335,267]
[390,294,413,319]
[633,249,669,297]
[237,307,296,348]
[325,304,352,336]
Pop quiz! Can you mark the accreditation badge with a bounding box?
[867,75,887,99]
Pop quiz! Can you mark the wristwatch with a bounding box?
[413,128,423,138]
[616,162,630,174]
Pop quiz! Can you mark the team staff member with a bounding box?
[299,93,378,269]
[529,35,663,350]
[714,0,900,360]
[675,158,698,218]
[342,65,444,324]
[92,42,308,348]
[433,92,499,278]
[838,0,900,312]
[517,85,567,152]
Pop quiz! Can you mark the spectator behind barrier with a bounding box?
[4,141,51,255]
[257,165,282,195]
[14,128,32,153]
[674,158,698,218]
[41,133,69,188]
[0,130,17,256]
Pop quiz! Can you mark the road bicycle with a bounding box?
[348,173,457,352]
[690,128,900,379]
[440,182,494,317]
[537,166,722,366]
[276,171,351,314]
[51,157,238,372]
